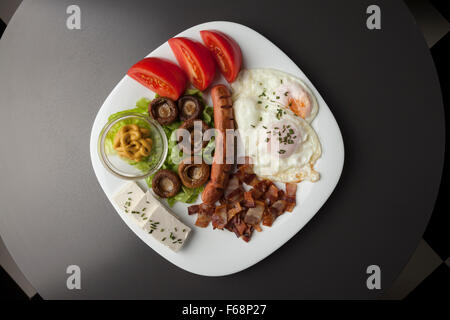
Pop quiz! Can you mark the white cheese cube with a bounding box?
[143,193,191,252]
[112,182,145,214]
[128,191,159,227]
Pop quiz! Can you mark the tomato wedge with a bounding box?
[127,57,187,100]
[168,37,216,91]
[200,30,242,83]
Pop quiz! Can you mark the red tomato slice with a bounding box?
[168,37,216,91]
[200,30,242,83]
[127,57,187,100]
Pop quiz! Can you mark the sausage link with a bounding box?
[201,85,234,204]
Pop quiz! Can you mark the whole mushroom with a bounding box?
[149,97,179,125]
[178,156,210,188]
[152,169,181,198]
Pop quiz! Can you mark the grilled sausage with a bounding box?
[201,85,234,204]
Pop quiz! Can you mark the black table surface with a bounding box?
[0,0,444,299]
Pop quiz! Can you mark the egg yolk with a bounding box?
[265,121,301,158]
[275,84,312,119]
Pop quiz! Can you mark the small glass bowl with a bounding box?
[98,113,168,180]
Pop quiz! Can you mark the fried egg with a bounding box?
[232,69,321,183]
[232,68,318,123]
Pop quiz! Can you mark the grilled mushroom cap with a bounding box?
[149,97,178,125]
[178,95,203,121]
[176,119,210,154]
[152,169,181,198]
[178,156,210,188]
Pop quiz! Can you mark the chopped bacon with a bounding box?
[238,162,253,174]
[227,201,243,221]
[226,188,244,202]
[224,219,234,232]
[242,191,255,208]
[199,203,215,215]
[285,201,296,212]
[195,213,212,228]
[191,161,299,242]
[250,187,264,200]
[235,222,247,237]
[243,173,257,185]
[244,200,265,225]
[187,204,200,215]
[253,180,270,193]
[211,205,228,229]
[248,176,260,187]
[286,183,297,195]
[224,175,241,198]
[195,203,215,227]
[269,199,287,217]
[241,225,254,242]
[265,184,280,206]
[285,183,297,212]
[236,162,255,183]
[262,209,277,227]
[228,214,247,238]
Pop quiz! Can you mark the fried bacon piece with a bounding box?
[243,173,259,186]
[250,187,263,200]
[265,184,280,206]
[285,183,297,212]
[227,201,243,221]
[241,225,254,242]
[224,175,241,197]
[222,174,244,203]
[228,214,247,238]
[236,161,255,184]
[278,189,285,200]
[242,191,256,208]
[226,188,244,203]
[269,200,287,216]
[188,204,200,215]
[262,209,277,227]
[253,180,270,193]
[195,213,212,228]
[244,200,265,225]
[212,204,228,229]
[199,203,215,215]
[195,203,215,228]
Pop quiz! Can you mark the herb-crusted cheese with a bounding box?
[143,192,191,252]
[128,191,159,227]
[112,182,145,214]
[112,183,191,252]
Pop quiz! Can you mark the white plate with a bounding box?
[89,21,344,276]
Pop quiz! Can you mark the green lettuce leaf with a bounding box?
[167,185,205,207]
[108,97,150,122]
[185,88,203,98]
[202,105,214,127]
[202,137,215,165]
